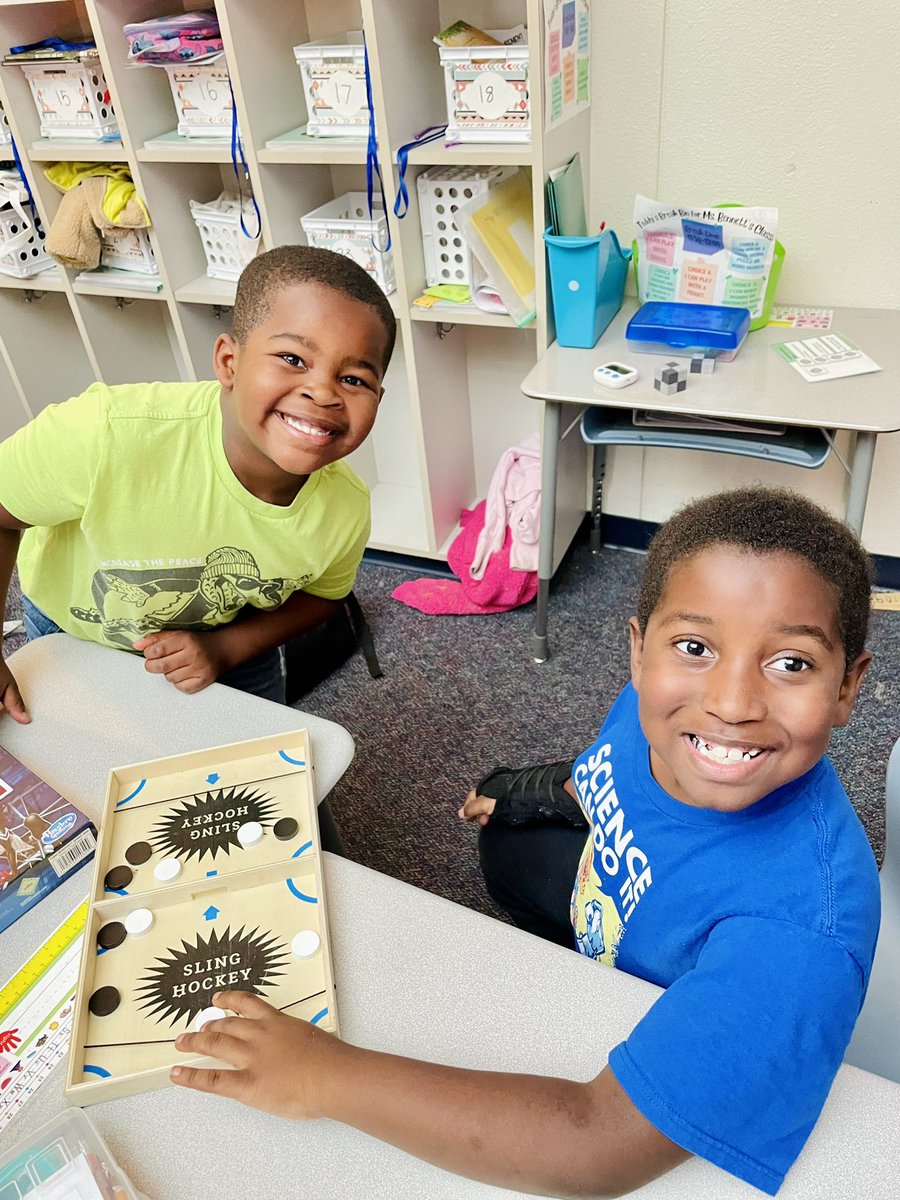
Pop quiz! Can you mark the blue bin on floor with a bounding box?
[544,227,631,348]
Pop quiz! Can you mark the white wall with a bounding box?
[591,0,900,554]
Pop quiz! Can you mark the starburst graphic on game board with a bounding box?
[134,924,290,1026]
[148,785,278,862]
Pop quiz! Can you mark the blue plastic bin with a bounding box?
[544,228,631,348]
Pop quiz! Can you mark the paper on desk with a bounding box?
[768,305,833,329]
[772,332,881,382]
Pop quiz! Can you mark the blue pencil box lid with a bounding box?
[626,302,751,351]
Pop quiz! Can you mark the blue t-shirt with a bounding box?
[571,684,880,1195]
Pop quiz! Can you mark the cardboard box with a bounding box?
[0,745,96,933]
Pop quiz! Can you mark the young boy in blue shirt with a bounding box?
[0,245,395,720]
[171,486,880,1197]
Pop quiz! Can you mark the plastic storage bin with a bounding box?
[190,194,260,281]
[163,58,235,138]
[300,191,395,295]
[0,186,53,278]
[18,53,118,140]
[625,301,751,360]
[294,33,369,137]
[0,1106,146,1199]
[439,38,530,142]
[418,165,511,286]
[545,228,631,349]
[100,225,158,275]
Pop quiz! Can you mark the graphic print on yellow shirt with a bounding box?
[70,546,309,649]
[0,380,371,654]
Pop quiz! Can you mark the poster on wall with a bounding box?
[542,0,590,131]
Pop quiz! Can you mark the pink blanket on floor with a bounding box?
[391,500,538,615]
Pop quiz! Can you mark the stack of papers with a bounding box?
[633,411,786,436]
[75,268,162,292]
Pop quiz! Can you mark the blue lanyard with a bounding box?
[393,124,447,218]
[228,74,261,240]
[363,38,390,253]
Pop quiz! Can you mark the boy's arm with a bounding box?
[133,590,343,693]
[459,761,587,828]
[0,503,31,723]
[173,990,689,1198]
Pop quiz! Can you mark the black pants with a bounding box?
[478,819,589,950]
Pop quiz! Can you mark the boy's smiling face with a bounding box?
[215,281,387,503]
[629,545,871,813]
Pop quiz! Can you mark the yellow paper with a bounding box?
[468,171,535,304]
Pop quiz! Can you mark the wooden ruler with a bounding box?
[0,899,87,1022]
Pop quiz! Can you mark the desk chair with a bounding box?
[843,736,900,1083]
[579,408,833,551]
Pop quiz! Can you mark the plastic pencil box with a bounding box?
[625,301,751,361]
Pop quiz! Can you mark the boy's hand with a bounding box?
[457,788,496,825]
[0,660,30,723]
[170,990,336,1120]
[132,631,223,694]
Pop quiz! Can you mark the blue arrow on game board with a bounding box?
[203,906,220,920]
[207,772,219,784]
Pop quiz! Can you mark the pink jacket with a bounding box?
[470,431,541,578]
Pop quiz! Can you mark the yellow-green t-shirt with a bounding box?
[0,380,370,651]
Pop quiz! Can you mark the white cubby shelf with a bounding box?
[0,0,590,561]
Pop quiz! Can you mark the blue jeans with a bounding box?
[22,596,286,705]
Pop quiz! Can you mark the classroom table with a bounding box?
[521,302,900,661]
[4,636,900,1199]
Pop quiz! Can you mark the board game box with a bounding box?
[0,745,97,935]
[65,728,337,1105]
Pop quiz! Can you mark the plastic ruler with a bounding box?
[0,900,87,1022]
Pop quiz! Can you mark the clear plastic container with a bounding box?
[625,301,751,360]
[0,1107,148,1198]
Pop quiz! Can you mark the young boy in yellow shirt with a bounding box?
[0,245,395,719]
[171,487,880,1197]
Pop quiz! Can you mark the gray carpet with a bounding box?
[5,529,896,922]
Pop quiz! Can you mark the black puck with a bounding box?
[273,817,299,841]
[125,840,153,865]
[89,985,121,1017]
[96,921,127,950]
[104,864,133,891]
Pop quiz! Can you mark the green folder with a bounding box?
[546,152,587,237]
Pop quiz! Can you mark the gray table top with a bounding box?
[522,302,900,433]
[4,638,900,1199]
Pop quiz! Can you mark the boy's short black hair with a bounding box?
[232,245,396,372]
[637,486,873,667]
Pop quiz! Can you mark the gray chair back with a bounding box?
[844,735,900,1081]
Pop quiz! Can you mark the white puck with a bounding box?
[153,857,182,882]
[194,1006,229,1033]
[124,907,154,937]
[291,929,321,960]
[237,821,263,848]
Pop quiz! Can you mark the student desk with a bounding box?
[521,303,900,660]
[4,637,900,1199]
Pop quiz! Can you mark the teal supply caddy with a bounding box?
[544,228,631,348]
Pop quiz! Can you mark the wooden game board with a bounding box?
[64,731,337,1105]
